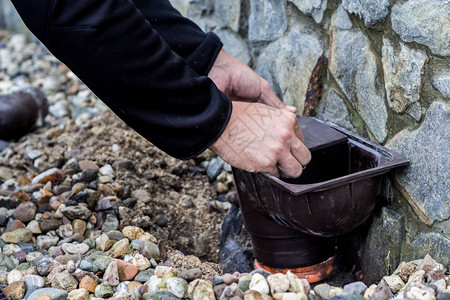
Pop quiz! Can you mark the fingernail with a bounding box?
[287,105,297,112]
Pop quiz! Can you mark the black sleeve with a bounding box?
[131,0,223,75]
[11,0,232,160]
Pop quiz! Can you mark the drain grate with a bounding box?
[0,287,10,300]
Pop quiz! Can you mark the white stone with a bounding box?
[289,0,327,23]
[99,164,114,176]
[131,254,151,271]
[249,273,270,295]
[62,242,90,254]
[147,275,162,292]
[273,292,307,300]
[383,275,405,294]
[267,273,289,295]
[23,275,46,289]
[249,0,287,42]
[103,261,120,287]
[342,0,393,27]
[167,277,189,298]
[7,269,23,284]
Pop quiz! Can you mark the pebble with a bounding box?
[130,189,151,203]
[56,224,73,238]
[135,269,155,282]
[344,281,367,295]
[36,235,59,250]
[95,284,114,298]
[110,238,131,258]
[61,206,92,220]
[238,274,252,292]
[249,273,270,295]
[40,219,63,233]
[132,253,151,270]
[224,273,239,285]
[272,292,307,300]
[188,279,216,300]
[13,201,37,222]
[27,288,68,300]
[84,253,114,271]
[95,233,114,252]
[244,290,273,300]
[79,275,98,293]
[267,273,289,295]
[67,288,89,300]
[27,220,42,234]
[3,243,22,255]
[103,261,120,286]
[23,274,46,289]
[382,275,405,293]
[61,242,90,254]
[179,268,203,282]
[220,282,244,300]
[142,241,161,261]
[313,283,330,299]
[4,280,26,300]
[1,228,33,243]
[167,277,189,298]
[117,259,140,281]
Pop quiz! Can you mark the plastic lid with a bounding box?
[298,116,347,151]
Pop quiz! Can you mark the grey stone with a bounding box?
[386,102,450,225]
[214,28,251,65]
[407,232,450,267]
[405,102,422,122]
[432,70,450,99]
[391,0,450,57]
[314,283,331,299]
[206,157,224,181]
[342,0,393,27]
[27,288,68,300]
[362,206,404,284]
[36,235,59,250]
[95,284,114,298]
[135,268,155,282]
[79,259,99,273]
[381,37,427,114]
[23,274,45,289]
[1,228,33,243]
[289,0,327,23]
[343,281,367,295]
[330,295,364,300]
[316,89,356,132]
[248,0,287,42]
[145,291,182,300]
[61,205,92,220]
[141,241,161,261]
[329,7,387,142]
[256,27,323,111]
[101,214,119,232]
[84,253,114,271]
[215,0,240,32]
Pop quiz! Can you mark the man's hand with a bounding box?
[208,49,297,113]
[210,102,311,178]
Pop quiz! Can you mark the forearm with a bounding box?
[11,0,231,159]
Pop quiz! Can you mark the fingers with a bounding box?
[290,138,311,167]
[277,154,304,178]
[293,119,305,143]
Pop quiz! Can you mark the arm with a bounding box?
[11,0,231,160]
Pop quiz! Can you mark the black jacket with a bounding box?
[11,0,232,159]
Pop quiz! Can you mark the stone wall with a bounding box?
[1,0,449,283]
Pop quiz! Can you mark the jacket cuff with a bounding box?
[185,32,223,76]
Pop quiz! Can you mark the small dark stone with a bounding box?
[330,295,364,300]
[87,180,98,190]
[168,179,180,191]
[0,214,6,226]
[155,214,168,227]
[122,185,131,199]
[78,169,98,183]
[218,194,227,202]
[38,203,52,213]
[225,191,239,207]
[123,198,137,208]
[18,242,34,253]
[34,256,54,276]
[53,185,71,195]
[95,198,113,211]
[0,197,19,209]
[39,219,63,233]
[64,200,78,207]
[114,159,135,171]
[70,191,89,203]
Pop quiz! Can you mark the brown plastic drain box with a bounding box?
[233,116,409,269]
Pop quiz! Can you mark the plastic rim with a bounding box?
[254,255,336,283]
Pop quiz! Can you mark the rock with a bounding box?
[79,275,98,293]
[40,219,63,233]
[78,160,99,171]
[145,291,182,300]
[343,281,367,295]
[130,190,151,203]
[381,37,427,115]
[136,269,155,282]
[393,262,417,282]
[316,89,355,132]
[148,275,162,292]
[214,283,227,299]
[289,0,327,23]
[408,233,450,267]
[214,29,251,65]
[96,234,114,252]
[215,0,240,31]
[417,254,441,272]
[256,26,322,112]
[341,0,392,27]
[95,284,114,298]
[369,280,389,300]
[31,168,63,185]
[27,288,68,300]
[402,283,435,300]
[27,220,42,234]
[110,238,131,258]
[13,201,37,222]
[284,271,304,294]
[273,292,307,300]
[67,288,89,300]
[61,206,92,221]
[188,279,215,300]
[84,253,114,271]
[57,224,74,239]
[432,70,450,99]
[23,274,46,288]
[4,280,26,300]
[238,274,252,292]
[167,277,189,298]
[267,273,289,295]
[329,6,387,142]
[220,283,244,300]
[249,273,270,295]
[116,259,139,281]
[122,226,147,241]
[103,261,120,286]
[314,284,330,299]
[36,235,60,250]
[1,228,32,243]
[386,102,450,226]
[5,220,25,233]
[248,0,287,42]
[244,290,273,300]
[61,242,89,255]
[50,270,78,291]
[131,253,151,270]
[179,268,202,282]
[391,0,450,56]
[328,295,363,300]
[101,214,119,232]
[436,293,450,300]
[382,275,404,293]
[141,241,161,261]
[72,220,86,235]
[95,198,113,211]
[7,269,23,284]
[363,284,376,299]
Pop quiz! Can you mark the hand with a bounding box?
[208,49,297,113]
[210,102,310,178]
